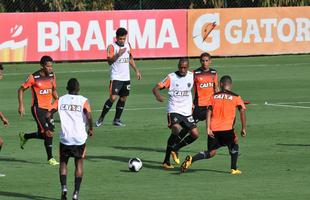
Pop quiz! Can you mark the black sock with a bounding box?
[114,100,125,121]
[99,99,113,119]
[163,134,178,164]
[60,175,67,187]
[175,128,189,144]
[174,135,198,152]
[230,144,239,170]
[0,144,2,152]
[74,177,83,192]
[192,151,211,162]
[24,132,43,140]
[44,137,53,160]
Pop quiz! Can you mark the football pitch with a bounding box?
[1,55,310,200]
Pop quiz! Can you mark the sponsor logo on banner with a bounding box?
[188,7,310,56]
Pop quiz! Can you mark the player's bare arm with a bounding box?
[129,55,142,80]
[84,109,94,137]
[52,89,59,100]
[17,86,27,117]
[239,108,246,137]
[0,112,9,126]
[152,85,165,102]
[107,48,127,65]
[206,109,214,138]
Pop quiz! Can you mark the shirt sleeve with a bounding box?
[83,100,91,113]
[236,96,246,110]
[107,44,115,59]
[207,96,214,110]
[21,74,35,89]
[157,76,171,89]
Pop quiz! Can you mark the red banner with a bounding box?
[0,10,187,62]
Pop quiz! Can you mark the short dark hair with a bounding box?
[200,52,211,60]
[0,64,3,70]
[116,27,128,37]
[40,55,53,67]
[178,57,189,66]
[66,78,80,92]
[220,75,232,84]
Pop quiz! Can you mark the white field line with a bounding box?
[4,62,309,76]
[264,102,310,109]
[265,101,310,105]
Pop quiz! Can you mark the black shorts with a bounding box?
[208,129,237,151]
[31,106,48,134]
[192,106,207,123]
[109,80,131,96]
[167,113,196,130]
[59,143,86,162]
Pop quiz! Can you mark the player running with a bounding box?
[17,55,59,165]
[152,58,199,169]
[96,27,142,127]
[180,75,247,175]
[170,52,219,159]
[46,78,93,200]
[0,64,9,177]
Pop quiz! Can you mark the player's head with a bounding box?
[0,64,3,80]
[178,58,189,76]
[116,27,128,46]
[66,78,80,94]
[200,52,211,69]
[40,55,53,75]
[220,75,232,91]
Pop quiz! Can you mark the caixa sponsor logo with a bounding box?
[200,83,214,88]
[173,90,190,96]
[39,89,52,95]
[214,94,233,100]
[60,104,82,112]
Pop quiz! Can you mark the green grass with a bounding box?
[1,54,310,200]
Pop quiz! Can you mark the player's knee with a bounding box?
[109,95,117,102]
[0,137,3,146]
[229,144,239,155]
[210,150,216,157]
[171,124,181,135]
[120,96,127,102]
[190,128,199,138]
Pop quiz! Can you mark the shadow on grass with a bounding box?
[0,191,58,200]
[110,146,197,154]
[0,157,42,164]
[171,168,229,175]
[276,143,310,147]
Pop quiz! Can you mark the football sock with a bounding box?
[174,135,197,151]
[44,136,53,160]
[192,151,211,162]
[24,132,43,140]
[0,145,2,152]
[163,134,178,163]
[175,128,189,144]
[230,144,239,170]
[60,174,67,187]
[74,177,82,192]
[114,100,125,121]
[100,99,113,119]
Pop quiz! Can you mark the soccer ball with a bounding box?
[128,158,143,172]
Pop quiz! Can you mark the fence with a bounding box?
[1,0,309,12]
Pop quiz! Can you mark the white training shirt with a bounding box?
[56,94,91,146]
[158,71,194,116]
[107,42,132,81]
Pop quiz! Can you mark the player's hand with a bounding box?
[207,128,214,138]
[118,48,127,57]
[88,129,94,137]
[2,117,9,126]
[241,129,246,137]
[136,70,142,80]
[18,105,25,117]
[45,130,54,137]
[155,95,165,102]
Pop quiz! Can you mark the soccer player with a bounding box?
[96,27,142,127]
[170,53,219,157]
[0,64,9,177]
[17,55,59,165]
[46,78,93,200]
[181,75,247,175]
[152,58,199,169]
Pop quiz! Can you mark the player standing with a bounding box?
[0,64,9,177]
[17,56,59,165]
[170,53,219,158]
[181,75,246,175]
[152,58,199,169]
[46,78,93,200]
[96,27,142,127]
